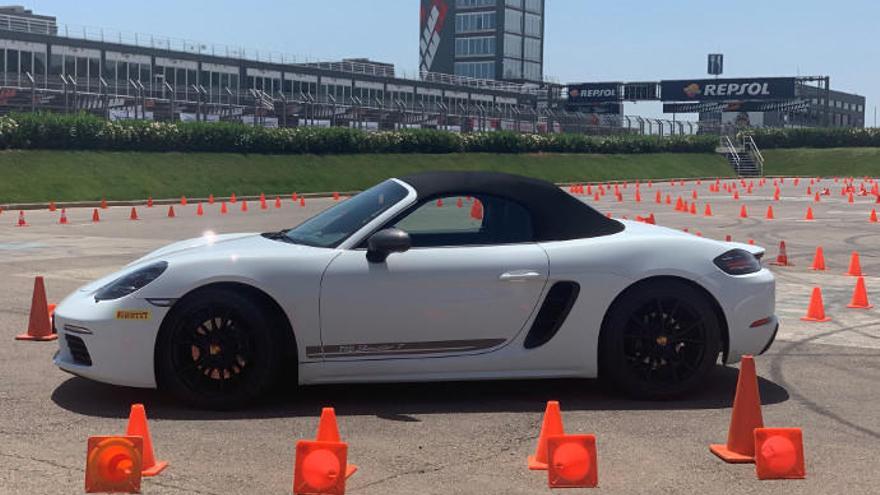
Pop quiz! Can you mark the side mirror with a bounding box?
[366,228,411,263]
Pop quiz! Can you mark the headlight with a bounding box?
[94,262,168,302]
[714,249,761,275]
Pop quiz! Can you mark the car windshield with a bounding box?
[283,180,409,248]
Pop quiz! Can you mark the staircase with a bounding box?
[718,135,764,177]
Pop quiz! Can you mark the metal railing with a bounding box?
[742,134,764,176]
[722,135,741,169]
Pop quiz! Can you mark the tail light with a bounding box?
[714,249,762,275]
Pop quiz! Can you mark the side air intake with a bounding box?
[524,281,580,349]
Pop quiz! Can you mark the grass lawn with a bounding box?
[0,150,732,203]
[762,147,880,177]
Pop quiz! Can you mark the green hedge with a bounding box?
[0,112,717,154]
[745,127,880,149]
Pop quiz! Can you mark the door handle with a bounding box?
[499,270,543,282]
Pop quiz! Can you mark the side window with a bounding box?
[393,195,533,247]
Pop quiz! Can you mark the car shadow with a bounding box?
[51,364,789,421]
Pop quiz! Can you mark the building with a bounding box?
[0,5,57,35]
[420,0,544,84]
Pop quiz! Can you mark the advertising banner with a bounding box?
[661,77,796,101]
[567,83,622,103]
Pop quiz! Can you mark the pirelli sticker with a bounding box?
[116,310,151,321]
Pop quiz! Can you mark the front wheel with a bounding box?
[599,280,722,399]
[156,288,281,410]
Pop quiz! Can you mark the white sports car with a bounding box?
[54,172,778,409]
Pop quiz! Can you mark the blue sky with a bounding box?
[26,0,879,124]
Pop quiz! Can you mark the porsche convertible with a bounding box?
[53,171,777,409]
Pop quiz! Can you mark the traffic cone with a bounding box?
[260,196,268,210]
[801,287,831,322]
[59,208,68,225]
[292,192,298,202]
[125,404,168,476]
[92,208,100,223]
[129,207,139,221]
[710,355,764,463]
[870,209,878,223]
[846,251,862,276]
[770,241,791,266]
[810,247,826,271]
[704,203,713,216]
[147,196,153,208]
[220,202,228,215]
[470,200,483,220]
[804,207,814,221]
[208,193,215,205]
[167,206,175,218]
[847,277,873,309]
[725,234,732,242]
[275,196,282,209]
[457,197,463,208]
[48,201,56,212]
[665,194,671,205]
[547,434,598,489]
[655,191,662,203]
[689,202,696,215]
[300,197,306,207]
[766,205,775,220]
[634,190,641,202]
[230,192,237,203]
[740,205,748,218]
[333,191,340,201]
[15,276,57,341]
[293,408,357,495]
[196,203,204,216]
[100,198,108,209]
[85,436,143,494]
[436,198,444,207]
[647,213,656,225]
[754,428,806,480]
[528,401,565,470]
[241,200,249,212]
[180,196,187,206]
[16,210,27,227]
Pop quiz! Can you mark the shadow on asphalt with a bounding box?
[51,364,789,420]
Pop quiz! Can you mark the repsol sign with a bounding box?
[661,77,796,101]
[567,83,621,103]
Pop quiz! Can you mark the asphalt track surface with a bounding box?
[1,178,879,494]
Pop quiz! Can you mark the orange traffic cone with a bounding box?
[847,276,873,309]
[293,408,357,495]
[810,247,826,271]
[528,401,565,470]
[59,208,68,225]
[470,200,484,220]
[147,196,153,208]
[85,436,144,494]
[457,197,463,208]
[870,209,878,223]
[48,201,56,212]
[241,200,249,212]
[196,203,204,216]
[125,404,168,476]
[208,193,215,205]
[704,203,713,216]
[754,428,806,480]
[167,206,176,218]
[220,202,228,215]
[436,198,444,207]
[180,196,187,206]
[765,205,775,220]
[725,234,732,242]
[710,355,764,463]
[770,241,791,266]
[801,287,831,322]
[846,251,862,276]
[275,196,282,209]
[129,207,139,221]
[230,192,237,203]
[333,191,340,201]
[292,192,298,202]
[300,197,306,207]
[804,207,814,221]
[15,276,57,341]
[16,210,27,227]
[260,196,268,210]
[547,434,598,488]
[689,202,696,215]
[740,205,748,218]
[100,198,108,209]
[91,208,100,223]
[655,191,662,203]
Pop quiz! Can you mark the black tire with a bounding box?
[599,279,722,400]
[156,287,282,410]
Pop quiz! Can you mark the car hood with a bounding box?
[127,232,259,266]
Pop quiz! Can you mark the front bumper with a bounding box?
[53,291,168,389]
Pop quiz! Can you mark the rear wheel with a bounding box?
[156,288,281,410]
[599,279,722,399]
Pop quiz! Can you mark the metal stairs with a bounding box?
[719,135,764,177]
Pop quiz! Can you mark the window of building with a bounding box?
[456,0,496,7]
[524,37,541,61]
[455,61,495,79]
[525,0,543,13]
[504,33,522,58]
[455,36,496,57]
[505,9,523,34]
[523,61,542,81]
[505,0,524,8]
[524,13,542,37]
[456,12,496,32]
[503,58,522,79]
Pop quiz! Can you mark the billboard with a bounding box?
[567,83,622,103]
[661,77,796,101]
[419,0,454,74]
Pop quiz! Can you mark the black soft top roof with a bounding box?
[398,171,624,241]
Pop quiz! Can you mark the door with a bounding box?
[318,195,549,360]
